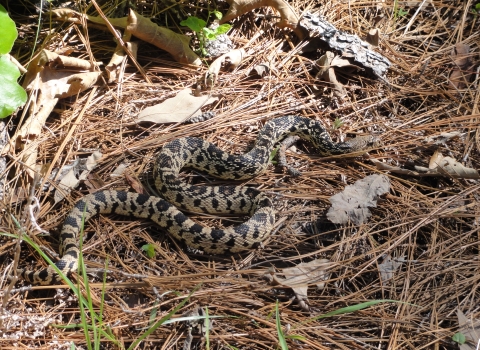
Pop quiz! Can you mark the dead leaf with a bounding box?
[327,174,390,225]
[125,173,147,195]
[84,172,105,191]
[372,155,479,180]
[220,0,307,40]
[250,62,272,77]
[106,40,138,83]
[50,8,201,66]
[456,309,480,350]
[372,159,424,177]
[425,131,463,145]
[449,44,474,89]
[205,49,246,86]
[54,151,103,203]
[379,255,405,282]
[136,88,218,124]
[315,51,361,98]
[270,259,331,311]
[6,50,101,177]
[110,163,129,178]
[427,151,479,179]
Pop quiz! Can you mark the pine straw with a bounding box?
[1,0,479,349]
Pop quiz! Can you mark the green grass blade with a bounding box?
[275,300,289,350]
[306,300,410,323]
[127,283,203,350]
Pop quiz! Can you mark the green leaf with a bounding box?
[333,117,344,129]
[141,243,156,258]
[180,16,206,33]
[203,27,217,40]
[476,3,480,10]
[212,10,223,20]
[397,7,408,17]
[269,147,278,164]
[307,300,405,322]
[215,23,231,35]
[0,4,18,55]
[285,335,306,341]
[275,300,289,350]
[452,332,466,344]
[0,55,27,118]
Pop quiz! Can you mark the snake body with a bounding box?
[17,115,378,284]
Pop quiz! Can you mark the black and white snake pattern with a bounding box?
[17,115,379,284]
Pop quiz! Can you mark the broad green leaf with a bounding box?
[180,16,206,33]
[0,55,27,118]
[397,8,408,17]
[212,10,223,20]
[0,4,17,54]
[452,332,466,344]
[203,27,216,40]
[215,24,231,35]
[141,243,156,258]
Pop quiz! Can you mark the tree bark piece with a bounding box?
[300,12,391,78]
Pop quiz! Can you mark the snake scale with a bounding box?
[17,115,379,284]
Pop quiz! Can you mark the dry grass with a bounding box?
[1,0,479,349]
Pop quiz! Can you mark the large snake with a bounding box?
[17,115,379,284]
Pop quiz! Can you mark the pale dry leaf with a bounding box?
[205,48,246,86]
[449,44,473,89]
[250,62,271,77]
[54,168,80,204]
[54,152,103,203]
[327,174,390,225]
[371,159,423,176]
[137,88,218,124]
[271,259,331,311]
[372,157,479,179]
[50,8,201,66]
[110,163,129,178]
[428,151,479,179]
[106,41,138,83]
[379,255,405,282]
[456,309,480,350]
[220,0,307,39]
[8,50,101,177]
[425,131,463,145]
[315,51,362,98]
[83,151,103,172]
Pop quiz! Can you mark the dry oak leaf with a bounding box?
[220,0,307,39]
[136,88,218,124]
[327,174,390,225]
[315,51,362,98]
[270,259,331,312]
[54,151,103,204]
[456,309,480,350]
[449,44,474,89]
[205,48,246,86]
[5,50,101,177]
[426,151,479,179]
[50,8,201,66]
[379,255,406,282]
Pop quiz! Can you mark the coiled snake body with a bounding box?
[18,115,378,284]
